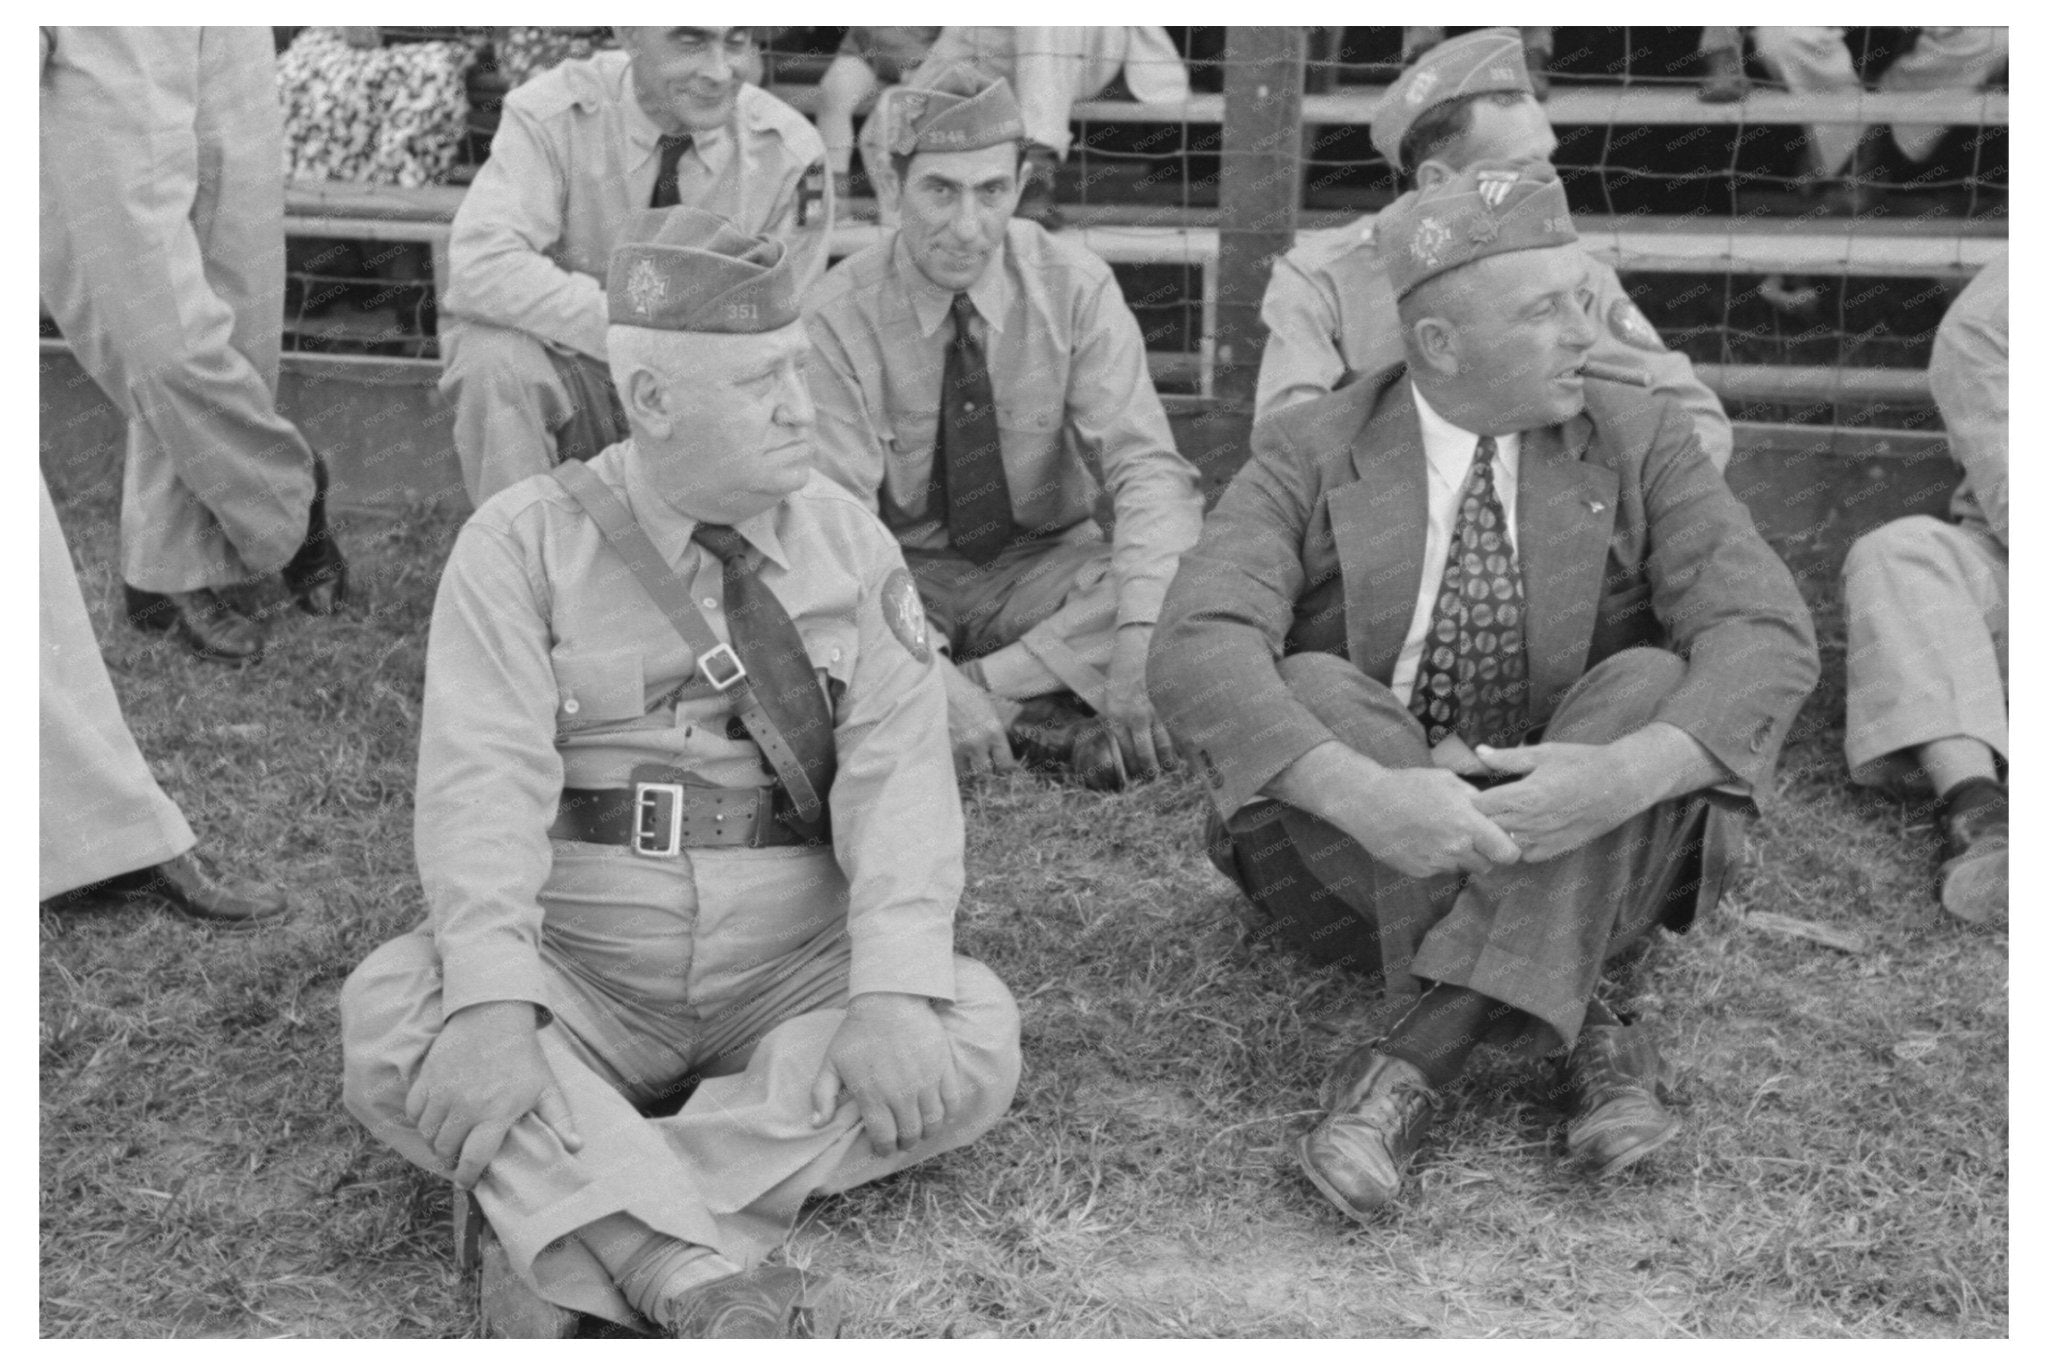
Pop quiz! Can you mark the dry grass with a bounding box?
[40,481,2006,1337]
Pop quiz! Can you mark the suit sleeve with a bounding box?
[1588,263,1733,473]
[1149,420,1338,819]
[1254,252,1347,425]
[413,514,564,1015]
[1066,268,1203,627]
[829,525,961,1001]
[444,100,610,360]
[1635,402,1820,794]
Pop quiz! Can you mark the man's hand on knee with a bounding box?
[942,658,1020,778]
[406,1000,583,1189]
[1105,623,1177,780]
[810,992,963,1159]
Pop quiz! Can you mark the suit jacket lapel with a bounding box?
[1328,379,1427,681]
[1516,412,1619,723]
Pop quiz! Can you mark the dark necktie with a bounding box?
[650,132,693,208]
[690,524,838,813]
[935,292,1014,566]
[1408,435,1530,749]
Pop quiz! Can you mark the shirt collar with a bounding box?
[614,440,790,572]
[617,59,732,177]
[893,229,1011,339]
[1410,382,1521,483]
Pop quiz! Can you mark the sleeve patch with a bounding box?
[882,568,933,664]
[1607,297,1667,353]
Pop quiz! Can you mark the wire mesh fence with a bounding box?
[243,26,2007,432]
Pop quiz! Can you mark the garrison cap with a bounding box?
[1371,28,1534,171]
[1377,159,1577,300]
[606,206,799,333]
[879,64,1025,158]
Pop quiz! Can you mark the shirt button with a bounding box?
[563,697,581,715]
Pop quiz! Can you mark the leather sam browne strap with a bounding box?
[551,461,829,826]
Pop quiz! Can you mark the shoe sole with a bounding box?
[1294,1132,1395,1223]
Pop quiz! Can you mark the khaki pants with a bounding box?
[1206,648,1729,1054]
[906,523,1121,708]
[40,27,315,592]
[1842,515,2007,793]
[1750,26,2009,175]
[440,320,629,506]
[341,924,1020,1327]
[39,474,194,899]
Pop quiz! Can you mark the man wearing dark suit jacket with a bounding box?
[1150,162,1818,1220]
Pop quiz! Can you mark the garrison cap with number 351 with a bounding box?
[606,205,800,333]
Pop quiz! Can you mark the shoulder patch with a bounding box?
[1607,297,1667,353]
[881,568,933,664]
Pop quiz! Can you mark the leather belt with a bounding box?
[551,766,827,856]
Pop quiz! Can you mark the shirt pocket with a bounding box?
[550,645,646,732]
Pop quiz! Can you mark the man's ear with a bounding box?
[625,365,673,439]
[1410,315,1460,378]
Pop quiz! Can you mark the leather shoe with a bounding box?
[53,850,288,928]
[1938,787,2007,927]
[281,454,351,615]
[1297,1047,1439,1220]
[125,584,264,662]
[1564,1022,1679,1176]
[657,1266,844,1339]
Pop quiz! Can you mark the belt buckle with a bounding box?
[698,643,747,691]
[632,780,686,858]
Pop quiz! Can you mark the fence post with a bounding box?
[1211,28,1305,445]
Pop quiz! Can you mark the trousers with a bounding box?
[341,925,1020,1326]
[906,522,1121,708]
[440,320,631,506]
[39,473,195,899]
[1206,647,1727,1054]
[1842,515,2007,792]
[40,26,316,592]
[1748,26,2009,175]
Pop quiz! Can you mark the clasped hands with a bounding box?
[408,992,957,1188]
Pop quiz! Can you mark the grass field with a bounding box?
[39,481,2008,1338]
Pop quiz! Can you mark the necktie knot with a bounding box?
[691,522,747,565]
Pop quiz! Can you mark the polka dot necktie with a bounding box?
[1408,435,1530,749]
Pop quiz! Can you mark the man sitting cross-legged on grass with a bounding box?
[803,68,1204,791]
[341,209,1020,1338]
[1841,251,2008,927]
[1150,162,1818,1217]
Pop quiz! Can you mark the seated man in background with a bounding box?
[893,27,1191,228]
[805,71,1203,790]
[343,210,1019,1338]
[1152,164,1817,1217]
[1256,28,1732,472]
[442,25,832,503]
[1841,252,2007,926]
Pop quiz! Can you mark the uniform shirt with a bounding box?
[804,219,1204,629]
[415,446,958,1020]
[1389,385,1523,705]
[1255,217,1734,470]
[1930,252,2007,545]
[444,52,831,361]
